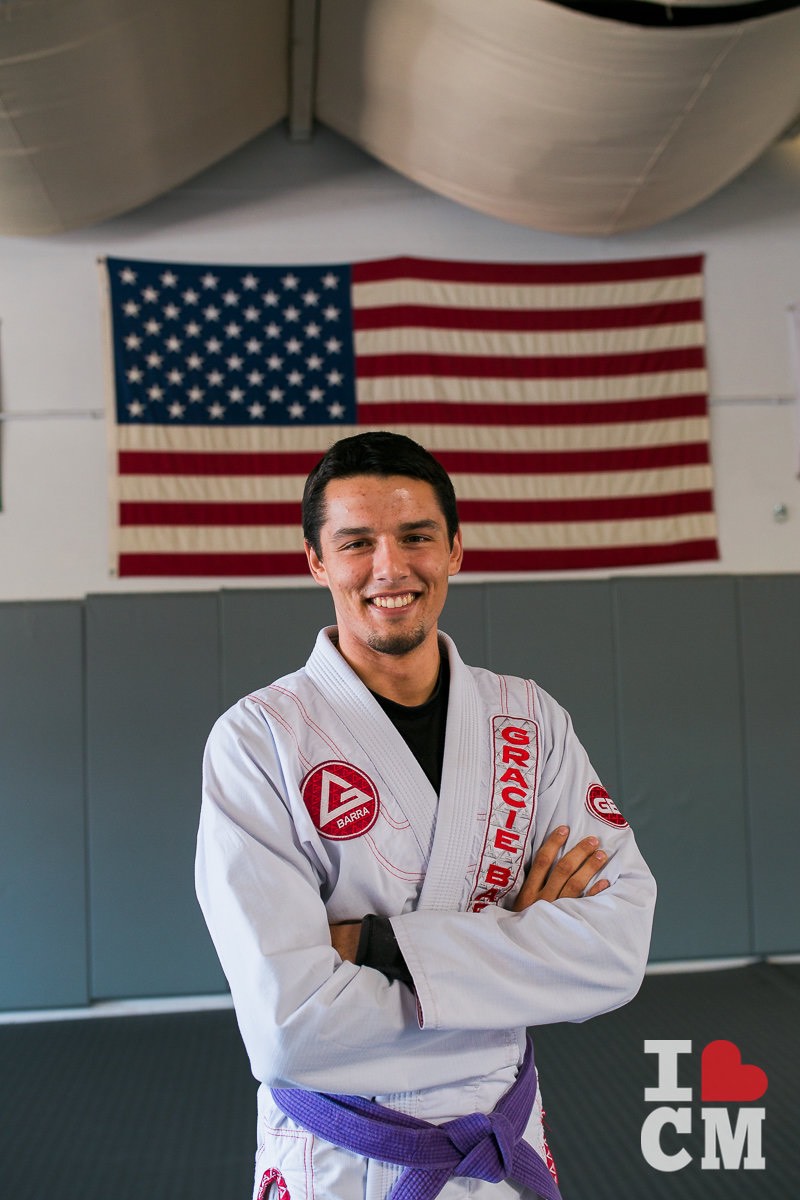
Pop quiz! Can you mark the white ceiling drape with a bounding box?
[0,0,799,236]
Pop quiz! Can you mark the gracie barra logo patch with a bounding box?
[585,783,628,828]
[468,716,539,912]
[301,761,380,841]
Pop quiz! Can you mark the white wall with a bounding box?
[0,124,798,602]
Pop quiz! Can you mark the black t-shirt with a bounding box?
[369,654,450,793]
[355,655,451,986]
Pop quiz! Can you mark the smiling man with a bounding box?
[196,431,656,1200]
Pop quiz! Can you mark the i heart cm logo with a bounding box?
[701,1040,768,1102]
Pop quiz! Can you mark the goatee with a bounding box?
[367,625,427,656]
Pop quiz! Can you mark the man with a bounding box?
[196,431,656,1200]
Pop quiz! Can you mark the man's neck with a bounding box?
[334,633,442,706]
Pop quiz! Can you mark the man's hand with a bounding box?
[513,826,609,912]
[330,920,361,963]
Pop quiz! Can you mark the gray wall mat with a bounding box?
[0,601,88,1008]
[85,593,226,998]
[738,575,800,954]
[485,580,619,794]
[2,575,799,1010]
[613,577,751,961]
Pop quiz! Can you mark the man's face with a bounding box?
[305,474,462,665]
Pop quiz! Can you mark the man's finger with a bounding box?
[538,836,602,901]
[513,826,569,910]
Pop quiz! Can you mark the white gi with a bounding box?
[196,627,656,1200]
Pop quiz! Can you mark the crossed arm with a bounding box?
[330,825,608,963]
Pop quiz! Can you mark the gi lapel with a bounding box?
[415,633,485,913]
[305,628,439,859]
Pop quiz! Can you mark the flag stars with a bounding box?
[127,366,143,383]
[265,323,281,338]
[323,305,340,321]
[223,290,239,306]
[245,338,262,354]
[287,369,304,386]
[168,368,184,385]
[165,335,182,352]
[146,352,163,368]
[119,267,137,284]
[227,354,244,370]
[282,272,299,290]
[327,368,343,385]
[285,337,302,354]
[124,333,141,350]
[183,289,199,305]
[248,369,265,386]
[305,322,321,338]
[328,401,346,419]
[163,303,180,319]
[208,402,226,419]
[168,401,185,419]
[144,319,162,335]
[263,290,279,306]
[307,386,324,403]
[127,400,145,416]
[249,401,266,418]
[225,322,242,338]
[187,386,204,402]
[303,290,319,306]
[288,401,306,419]
[268,387,284,402]
[142,286,159,303]
[326,337,342,353]
[241,273,259,290]
[206,337,222,354]
[204,305,220,321]
[306,353,323,370]
[207,369,224,386]
[185,321,201,337]
[243,306,260,322]
[201,273,219,289]
[321,272,339,289]
[160,270,178,287]
[229,386,245,403]
[284,306,300,322]
[148,384,164,401]
[187,353,204,370]
[123,300,140,316]
[267,354,283,371]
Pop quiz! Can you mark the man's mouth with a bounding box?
[369,592,416,610]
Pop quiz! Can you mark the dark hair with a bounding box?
[302,432,459,557]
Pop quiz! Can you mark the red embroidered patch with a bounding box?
[258,1168,291,1200]
[301,760,380,841]
[585,783,628,828]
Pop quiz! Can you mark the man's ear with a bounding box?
[448,528,464,577]
[304,540,328,587]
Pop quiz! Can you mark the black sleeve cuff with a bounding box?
[355,914,414,989]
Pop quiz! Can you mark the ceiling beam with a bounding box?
[289,0,319,141]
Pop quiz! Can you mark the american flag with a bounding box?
[103,253,718,576]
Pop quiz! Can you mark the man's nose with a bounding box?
[372,537,409,580]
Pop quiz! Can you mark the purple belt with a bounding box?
[271,1037,561,1200]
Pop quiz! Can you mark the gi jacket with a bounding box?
[196,628,656,1200]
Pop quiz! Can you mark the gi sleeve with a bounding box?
[196,700,459,1094]
[389,691,657,1033]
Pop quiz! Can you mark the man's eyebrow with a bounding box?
[330,519,442,540]
[330,525,373,540]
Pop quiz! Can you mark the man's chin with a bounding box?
[367,625,427,657]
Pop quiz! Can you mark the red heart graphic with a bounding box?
[701,1040,768,1102]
